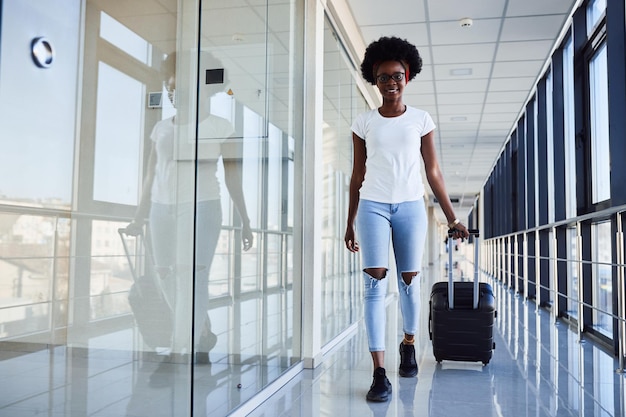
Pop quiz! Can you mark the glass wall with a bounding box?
[0,0,304,415]
[320,16,367,345]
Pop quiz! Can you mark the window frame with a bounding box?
[580,10,611,212]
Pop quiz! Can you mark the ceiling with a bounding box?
[342,0,580,223]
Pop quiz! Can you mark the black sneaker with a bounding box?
[366,367,392,402]
[398,342,418,377]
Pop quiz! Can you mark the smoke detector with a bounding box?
[459,17,473,28]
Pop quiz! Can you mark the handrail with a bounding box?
[485,203,626,240]
[483,207,626,372]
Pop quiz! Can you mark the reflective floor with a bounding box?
[1,259,625,416]
[249,263,626,417]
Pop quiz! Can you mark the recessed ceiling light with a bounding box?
[451,116,467,121]
[450,68,472,76]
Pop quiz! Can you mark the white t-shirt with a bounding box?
[150,115,235,204]
[351,106,436,204]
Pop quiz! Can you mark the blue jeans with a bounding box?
[356,199,427,352]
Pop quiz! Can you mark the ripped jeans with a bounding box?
[356,199,427,352]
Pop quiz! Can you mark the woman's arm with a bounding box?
[344,133,367,252]
[421,130,469,238]
[221,139,253,251]
[127,143,157,234]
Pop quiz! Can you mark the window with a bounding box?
[592,221,612,337]
[563,36,576,218]
[586,0,606,35]
[533,99,539,226]
[588,43,610,204]
[566,226,579,319]
[320,17,367,344]
[90,220,133,320]
[546,68,555,223]
[99,11,152,64]
[93,62,144,205]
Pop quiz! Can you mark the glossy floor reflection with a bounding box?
[248,263,626,417]
[1,259,626,417]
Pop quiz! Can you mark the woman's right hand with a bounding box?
[344,225,359,252]
[448,222,469,240]
[125,220,144,236]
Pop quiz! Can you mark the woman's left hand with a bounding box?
[242,224,254,251]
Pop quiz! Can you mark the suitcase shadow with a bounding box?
[428,362,496,417]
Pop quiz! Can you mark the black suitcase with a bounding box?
[429,229,496,365]
[119,227,173,349]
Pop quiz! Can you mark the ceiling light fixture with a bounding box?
[450,68,472,76]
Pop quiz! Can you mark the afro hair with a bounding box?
[360,36,423,84]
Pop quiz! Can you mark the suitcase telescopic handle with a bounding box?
[118,226,153,282]
[118,228,139,280]
[448,228,479,237]
[447,228,480,310]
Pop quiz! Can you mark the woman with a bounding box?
[344,36,469,402]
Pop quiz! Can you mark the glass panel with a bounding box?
[567,226,579,319]
[209,229,234,298]
[78,0,197,414]
[93,62,143,205]
[266,233,281,288]
[563,36,577,218]
[287,136,295,229]
[587,0,607,35]
[0,213,69,343]
[533,99,539,226]
[89,220,134,321]
[592,221,612,337]
[99,11,151,64]
[0,0,79,209]
[320,16,367,346]
[267,123,283,231]
[589,43,610,204]
[242,105,264,229]
[546,68,555,224]
[241,231,261,292]
[194,0,303,414]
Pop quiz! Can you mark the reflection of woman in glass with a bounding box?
[129,52,253,363]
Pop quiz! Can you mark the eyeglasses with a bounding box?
[376,72,405,83]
